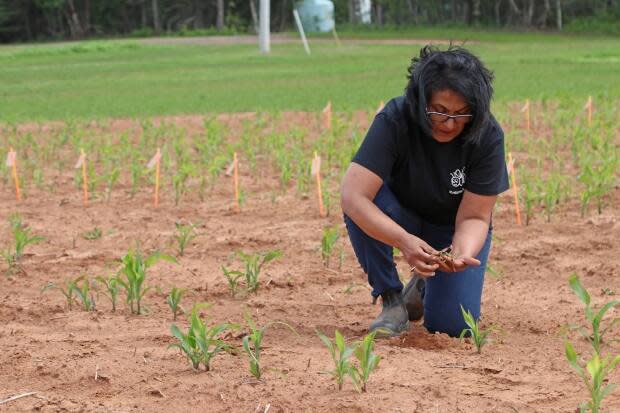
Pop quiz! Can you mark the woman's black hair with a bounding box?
[405,44,494,145]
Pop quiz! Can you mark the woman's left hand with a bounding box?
[448,256,481,273]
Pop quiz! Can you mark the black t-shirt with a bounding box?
[352,96,509,226]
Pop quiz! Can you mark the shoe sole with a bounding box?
[370,321,410,338]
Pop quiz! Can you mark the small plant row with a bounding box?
[168,306,381,392]
[565,274,620,413]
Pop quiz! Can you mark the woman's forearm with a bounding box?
[342,193,410,251]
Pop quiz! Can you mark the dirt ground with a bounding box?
[0,113,619,413]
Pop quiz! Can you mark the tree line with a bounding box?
[0,0,618,43]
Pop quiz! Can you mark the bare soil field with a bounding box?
[0,113,619,412]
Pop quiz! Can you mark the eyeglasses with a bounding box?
[426,110,473,124]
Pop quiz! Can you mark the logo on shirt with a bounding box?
[449,167,466,195]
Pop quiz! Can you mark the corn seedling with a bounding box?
[320,226,340,268]
[459,305,490,354]
[117,249,177,315]
[221,265,244,298]
[242,313,298,379]
[169,304,234,371]
[104,166,120,202]
[95,274,120,312]
[166,286,186,321]
[72,276,96,311]
[568,274,620,355]
[2,214,44,275]
[42,276,82,310]
[237,250,282,293]
[317,329,356,391]
[82,227,102,240]
[350,331,381,393]
[565,342,620,413]
[174,222,199,257]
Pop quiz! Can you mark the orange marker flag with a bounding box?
[6,148,20,202]
[322,101,332,131]
[584,96,593,127]
[311,151,326,218]
[376,100,385,115]
[508,152,522,226]
[233,152,240,212]
[520,99,530,132]
[147,148,162,207]
[74,149,88,206]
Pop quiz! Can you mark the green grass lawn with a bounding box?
[0,30,619,122]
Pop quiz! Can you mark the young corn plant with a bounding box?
[459,305,490,354]
[169,304,234,371]
[320,226,340,268]
[221,265,244,298]
[317,329,357,391]
[166,286,186,321]
[174,222,199,257]
[95,274,120,312]
[2,214,44,275]
[82,227,102,240]
[568,273,620,355]
[72,276,96,311]
[350,331,381,393]
[565,344,620,413]
[42,275,82,310]
[237,250,282,293]
[117,250,177,315]
[242,313,298,380]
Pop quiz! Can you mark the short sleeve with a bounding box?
[352,113,399,181]
[464,124,510,196]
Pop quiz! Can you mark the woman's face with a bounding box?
[427,89,471,143]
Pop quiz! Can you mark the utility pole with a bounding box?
[259,0,270,53]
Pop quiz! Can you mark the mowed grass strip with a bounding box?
[0,33,619,122]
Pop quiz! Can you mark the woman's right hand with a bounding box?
[399,234,439,278]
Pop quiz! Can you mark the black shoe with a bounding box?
[369,289,409,337]
[402,275,425,321]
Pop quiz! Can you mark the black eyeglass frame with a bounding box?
[425,110,473,124]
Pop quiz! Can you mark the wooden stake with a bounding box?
[76,149,88,206]
[147,148,162,207]
[322,101,332,131]
[508,152,522,226]
[233,152,240,212]
[312,151,326,218]
[6,148,20,202]
[154,148,161,207]
[585,96,593,127]
[521,99,530,132]
[376,100,385,114]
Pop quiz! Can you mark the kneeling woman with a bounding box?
[341,45,508,337]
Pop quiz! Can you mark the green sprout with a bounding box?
[174,222,199,257]
[82,227,102,240]
[42,276,81,310]
[568,274,620,355]
[320,226,340,268]
[221,265,244,298]
[350,331,381,393]
[169,304,234,371]
[166,286,186,321]
[236,250,282,293]
[565,343,620,413]
[2,214,44,275]
[95,274,121,312]
[117,249,177,315]
[72,276,96,311]
[242,313,298,380]
[316,329,356,391]
[459,305,490,354]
